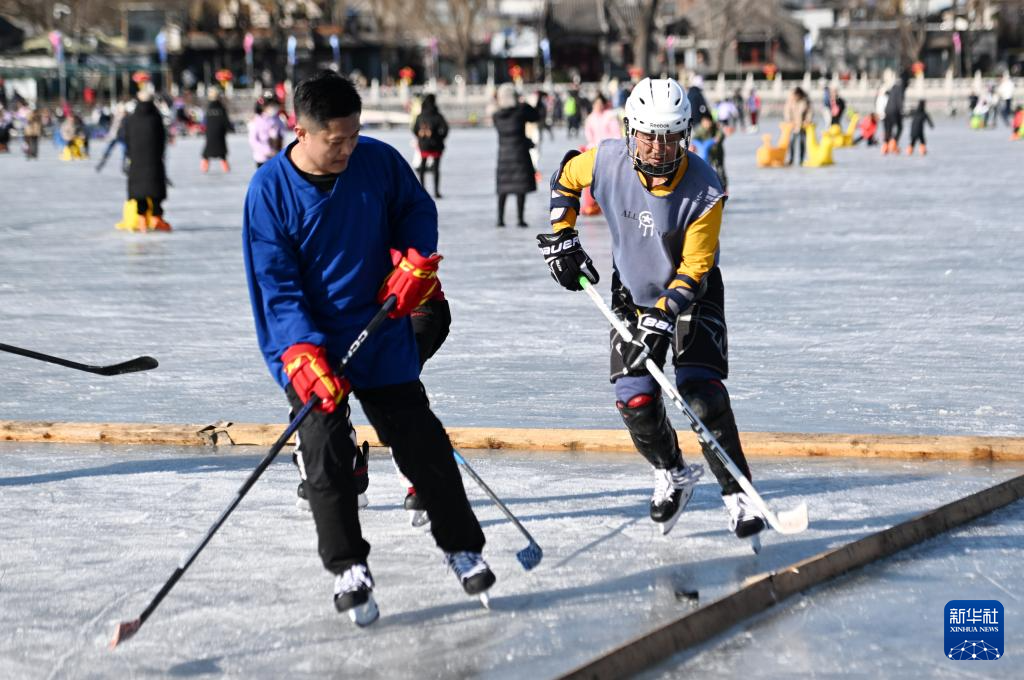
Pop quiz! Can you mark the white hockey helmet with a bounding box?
[624,77,692,176]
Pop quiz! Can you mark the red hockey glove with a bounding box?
[281,343,350,413]
[378,248,443,318]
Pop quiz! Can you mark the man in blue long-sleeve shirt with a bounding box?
[243,72,493,627]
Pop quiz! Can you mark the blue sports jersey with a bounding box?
[243,136,438,390]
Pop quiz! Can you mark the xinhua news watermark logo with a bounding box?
[945,600,1004,661]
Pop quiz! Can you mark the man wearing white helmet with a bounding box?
[537,77,766,541]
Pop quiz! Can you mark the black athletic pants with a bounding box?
[288,380,484,574]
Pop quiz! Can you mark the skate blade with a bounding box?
[409,510,430,528]
[478,592,491,610]
[357,493,368,509]
[750,533,762,554]
[347,596,380,627]
[295,498,311,512]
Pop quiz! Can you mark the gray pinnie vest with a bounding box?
[591,139,724,307]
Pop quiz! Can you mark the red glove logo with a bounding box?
[378,248,442,318]
[281,343,350,413]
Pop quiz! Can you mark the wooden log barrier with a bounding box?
[558,472,1024,679]
[0,420,1022,460]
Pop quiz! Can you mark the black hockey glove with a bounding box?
[537,229,600,291]
[621,308,674,374]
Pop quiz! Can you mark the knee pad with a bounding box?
[679,380,750,488]
[616,394,681,469]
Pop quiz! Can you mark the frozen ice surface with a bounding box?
[1,443,1021,679]
[1,118,1023,678]
[0,120,1021,435]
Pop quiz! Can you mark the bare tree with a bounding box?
[419,0,489,79]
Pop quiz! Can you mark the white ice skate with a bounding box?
[724,492,767,554]
[334,564,379,627]
[651,463,704,536]
[445,551,496,609]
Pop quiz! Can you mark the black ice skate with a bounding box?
[445,551,496,609]
[404,487,429,527]
[724,491,767,554]
[334,563,379,627]
[650,463,704,536]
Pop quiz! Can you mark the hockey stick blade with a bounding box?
[109,618,142,649]
[93,356,159,376]
[516,541,543,571]
[768,501,809,535]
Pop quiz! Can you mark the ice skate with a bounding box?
[333,564,379,627]
[200,158,209,173]
[724,492,767,553]
[405,487,429,527]
[445,551,495,608]
[650,463,703,536]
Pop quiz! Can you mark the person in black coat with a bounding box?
[412,93,448,198]
[201,89,231,173]
[121,90,170,231]
[493,83,538,227]
[883,76,907,154]
[906,100,934,155]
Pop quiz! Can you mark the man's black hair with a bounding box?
[293,70,361,128]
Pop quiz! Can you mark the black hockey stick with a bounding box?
[109,297,396,648]
[453,449,543,571]
[0,342,158,376]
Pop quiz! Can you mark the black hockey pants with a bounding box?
[288,380,485,574]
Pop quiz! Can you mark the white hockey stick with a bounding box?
[580,278,808,535]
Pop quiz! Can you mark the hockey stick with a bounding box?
[0,342,158,376]
[109,297,396,648]
[453,449,543,570]
[579,278,808,535]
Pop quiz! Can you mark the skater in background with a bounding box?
[248,92,286,169]
[853,112,879,146]
[563,89,581,138]
[581,93,622,215]
[747,87,761,132]
[784,86,811,165]
[906,100,934,155]
[691,112,727,192]
[95,98,129,173]
[201,88,231,173]
[412,93,448,198]
[118,89,170,231]
[243,71,494,627]
[22,108,41,159]
[538,77,767,541]
[882,75,906,154]
[493,83,538,227]
[828,89,846,127]
[686,74,710,121]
